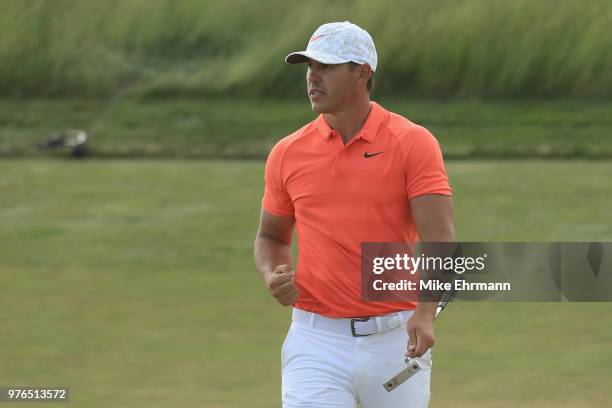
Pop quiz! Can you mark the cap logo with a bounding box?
[309,33,331,43]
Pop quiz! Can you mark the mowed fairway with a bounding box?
[1,159,611,408]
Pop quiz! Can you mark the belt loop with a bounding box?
[374,316,383,333]
[309,312,315,328]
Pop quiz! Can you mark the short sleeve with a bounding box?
[262,140,295,216]
[403,126,452,200]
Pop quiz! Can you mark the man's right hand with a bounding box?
[266,264,298,306]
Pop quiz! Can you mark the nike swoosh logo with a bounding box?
[309,33,331,43]
[364,151,384,158]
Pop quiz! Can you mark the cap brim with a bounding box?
[285,50,350,65]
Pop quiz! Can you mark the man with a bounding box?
[254,21,453,408]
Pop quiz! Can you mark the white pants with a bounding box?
[281,309,431,408]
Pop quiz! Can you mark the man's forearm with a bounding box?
[416,209,454,314]
[254,234,293,283]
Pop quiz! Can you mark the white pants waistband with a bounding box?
[291,308,414,337]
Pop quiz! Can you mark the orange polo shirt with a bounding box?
[263,102,452,317]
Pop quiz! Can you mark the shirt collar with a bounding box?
[314,102,387,143]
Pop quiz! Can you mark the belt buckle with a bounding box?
[350,317,371,337]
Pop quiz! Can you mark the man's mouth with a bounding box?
[309,90,325,98]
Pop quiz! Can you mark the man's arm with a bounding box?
[254,209,298,306]
[406,194,455,358]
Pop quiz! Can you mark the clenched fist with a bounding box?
[266,264,298,306]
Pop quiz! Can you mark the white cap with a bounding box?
[285,21,377,71]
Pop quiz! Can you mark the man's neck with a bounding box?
[324,99,372,145]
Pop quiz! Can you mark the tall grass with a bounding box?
[1,0,612,98]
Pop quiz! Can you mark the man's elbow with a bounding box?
[254,231,291,247]
[420,222,455,242]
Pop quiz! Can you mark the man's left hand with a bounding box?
[405,305,436,358]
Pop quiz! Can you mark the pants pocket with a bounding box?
[281,324,294,367]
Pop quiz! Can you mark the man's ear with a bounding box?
[358,64,372,87]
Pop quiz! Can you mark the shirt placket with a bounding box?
[332,131,364,172]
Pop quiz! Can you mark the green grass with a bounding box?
[0,159,611,407]
[1,0,612,98]
[3,97,612,159]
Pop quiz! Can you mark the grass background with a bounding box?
[1,160,611,407]
[2,0,611,160]
[3,97,612,159]
[2,0,612,98]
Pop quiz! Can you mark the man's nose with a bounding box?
[307,68,320,83]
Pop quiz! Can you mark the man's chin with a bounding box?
[310,102,329,114]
